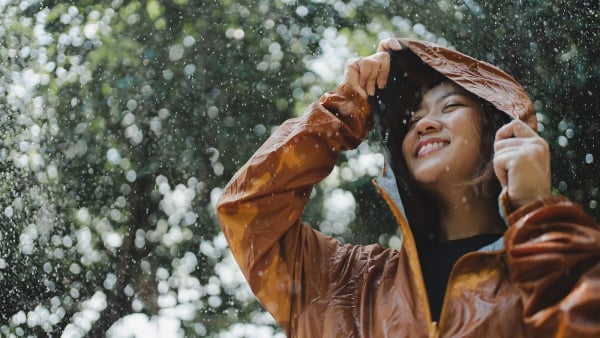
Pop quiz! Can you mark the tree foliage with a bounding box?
[0,0,597,336]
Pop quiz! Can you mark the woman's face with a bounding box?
[401,82,482,189]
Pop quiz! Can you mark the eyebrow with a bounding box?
[415,90,464,112]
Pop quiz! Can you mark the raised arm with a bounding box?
[215,85,369,331]
[494,119,600,336]
[215,50,395,332]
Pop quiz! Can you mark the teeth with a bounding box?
[418,142,446,156]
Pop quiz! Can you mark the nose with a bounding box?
[415,116,441,137]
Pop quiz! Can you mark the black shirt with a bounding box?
[418,233,503,321]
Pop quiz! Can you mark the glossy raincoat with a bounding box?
[216,38,600,337]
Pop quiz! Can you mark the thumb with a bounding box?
[342,58,367,98]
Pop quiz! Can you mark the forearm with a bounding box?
[504,196,600,337]
[216,85,371,270]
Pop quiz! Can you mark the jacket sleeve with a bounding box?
[504,195,600,337]
[215,85,373,333]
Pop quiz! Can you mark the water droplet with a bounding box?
[585,153,594,164]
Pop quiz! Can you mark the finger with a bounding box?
[493,137,526,153]
[494,137,548,156]
[357,58,379,90]
[511,119,538,138]
[495,140,549,171]
[377,38,402,52]
[343,57,361,87]
[493,152,510,187]
[495,120,517,141]
[376,52,391,89]
[495,119,537,141]
[342,57,367,99]
[358,52,391,95]
[365,63,381,96]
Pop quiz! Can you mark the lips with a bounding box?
[415,138,450,158]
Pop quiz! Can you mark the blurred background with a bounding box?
[0,0,598,336]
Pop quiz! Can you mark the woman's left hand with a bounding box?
[493,119,552,209]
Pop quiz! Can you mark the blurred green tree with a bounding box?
[0,0,597,336]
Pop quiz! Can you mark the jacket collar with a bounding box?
[373,156,506,253]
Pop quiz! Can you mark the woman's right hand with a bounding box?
[340,38,403,100]
[341,51,392,100]
[340,38,404,101]
[377,38,403,53]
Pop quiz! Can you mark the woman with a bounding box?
[216,38,600,337]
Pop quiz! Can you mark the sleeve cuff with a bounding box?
[498,187,568,226]
[498,187,512,225]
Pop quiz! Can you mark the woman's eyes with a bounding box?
[407,103,464,127]
[408,115,421,127]
[441,103,464,112]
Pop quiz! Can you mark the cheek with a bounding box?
[464,120,483,147]
[453,110,481,143]
[458,120,483,164]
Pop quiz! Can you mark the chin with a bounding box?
[410,165,446,184]
[413,173,440,186]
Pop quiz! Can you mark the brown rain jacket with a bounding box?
[216,38,600,337]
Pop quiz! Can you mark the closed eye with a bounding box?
[442,103,464,113]
[408,113,422,128]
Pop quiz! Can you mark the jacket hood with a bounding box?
[370,38,536,244]
[398,38,536,129]
[370,38,536,138]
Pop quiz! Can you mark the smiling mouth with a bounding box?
[416,141,449,158]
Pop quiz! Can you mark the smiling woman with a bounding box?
[402,83,484,187]
[216,36,600,338]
